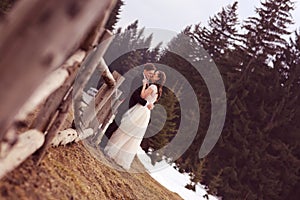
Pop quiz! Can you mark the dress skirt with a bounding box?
[104,104,150,170]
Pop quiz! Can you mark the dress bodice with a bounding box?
[145,84,158,104]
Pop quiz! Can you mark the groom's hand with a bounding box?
[147,103,154,110]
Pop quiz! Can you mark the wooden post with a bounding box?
[99,57,116,87]
[72,29,115,133]
[95,72,123,112]
[73,30,115,101]
[93,89,123,145]
[0,0,116,142]
[79,71,123,127]
[96,89,121,126]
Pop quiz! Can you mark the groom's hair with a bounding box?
[143,63,156,71]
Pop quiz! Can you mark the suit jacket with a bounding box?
[129,73,148,108]
[114,71,147,122]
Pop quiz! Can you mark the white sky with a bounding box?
[116,0,300,33]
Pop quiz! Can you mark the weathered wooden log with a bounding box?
[95,71,123,111]
[100,57,116,87]
[103,91,123,127]
[93,100,117,144]
[73,30,115,132]
[80,12,114,51]
[15,68,69,121]
[15,50,86,122]
[111,93,124,114]
[0,0,117,142]
[34,90,73,164]
[96,89,122,126]
[93,89,123,145]
[81,26,104,51]
[88,95,113,132]
[0,129,44,179]
[30,63,80,132]
[61,49,87,69]
[80,71,124,128]
[73,31,115,101]
[1,51,85,159]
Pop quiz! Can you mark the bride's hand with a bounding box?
[142,79,148,86]
[147,103,154,110]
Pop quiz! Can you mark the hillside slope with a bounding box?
[0,141,182,200]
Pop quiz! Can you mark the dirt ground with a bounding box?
[0,139,182,200]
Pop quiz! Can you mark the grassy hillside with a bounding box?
[0,140,182,200]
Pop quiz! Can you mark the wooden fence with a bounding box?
[0,0,123,179]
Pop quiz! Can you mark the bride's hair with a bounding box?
[153,70,166,101]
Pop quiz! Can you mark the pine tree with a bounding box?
[105,0,124,31]
[198,1,300,199]
[158,3,240,188]
[104,20,159,74]
[157,1,300,199]
[191,2,240,60]
[242,0,295,64]
[158,30,213,183]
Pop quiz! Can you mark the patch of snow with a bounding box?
[137,148,219,200]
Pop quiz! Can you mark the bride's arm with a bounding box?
[140,80,153,99]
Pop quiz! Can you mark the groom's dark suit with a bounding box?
[99,71,148,148]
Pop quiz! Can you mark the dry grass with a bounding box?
[0,86,182,200]
[0,140,182,200]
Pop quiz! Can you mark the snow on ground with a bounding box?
[137,148,219,200]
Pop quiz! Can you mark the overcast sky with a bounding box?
[116,0,300,36]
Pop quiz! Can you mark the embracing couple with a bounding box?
[100,63,166,170]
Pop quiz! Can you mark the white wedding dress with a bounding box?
[104,84,158,170]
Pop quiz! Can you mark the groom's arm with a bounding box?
[131,86,147,106]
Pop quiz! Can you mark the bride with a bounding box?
[104,70,166,170]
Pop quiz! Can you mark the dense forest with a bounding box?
[103,0,300,199]
[1,0,299,199]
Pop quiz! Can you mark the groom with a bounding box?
[99,63,156,148]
